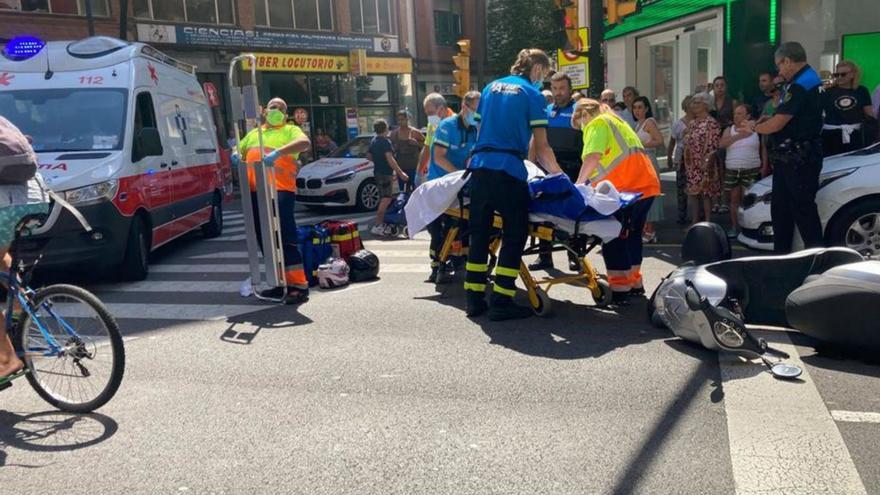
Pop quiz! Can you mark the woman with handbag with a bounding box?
[684,92,721,226]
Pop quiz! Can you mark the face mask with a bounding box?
[466,113,478,127]
[266,109,286,126]
[427,115,441,126]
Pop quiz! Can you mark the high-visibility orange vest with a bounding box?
[238,124,306,193]
[581,114,660,198]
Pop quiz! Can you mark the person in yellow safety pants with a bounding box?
[572,98,661,306]
[234,97,312,303]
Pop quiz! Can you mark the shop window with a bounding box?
[433,0,462,46]
[350,0,395,34]
[309,75,340,105]
[356,75,390,104]
[0,0,110,16]
[133,0,235,24]
[264,73,309,108]
[255,0,333,30]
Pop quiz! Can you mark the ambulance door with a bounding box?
[157,92,193,239]
[173,100,218,231]
[130,90,173,241]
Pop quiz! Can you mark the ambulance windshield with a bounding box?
[0,88,127,153]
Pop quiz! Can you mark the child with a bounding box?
[368,119,408,236]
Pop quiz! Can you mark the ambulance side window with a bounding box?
[132,92,164,162]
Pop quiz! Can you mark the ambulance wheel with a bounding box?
[356,179,380,211]
[593,279,612,308]
[121,216,149,281]
[202,193,223,238]
[532,288,552,317]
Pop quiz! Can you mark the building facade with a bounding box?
[604,0,880,132]
[1,0,416,153]
[411,0,486,113]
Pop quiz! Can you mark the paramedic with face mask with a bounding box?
[417,93,455,180]
[234,97,312,304]
[426,90,481,284]
[464,49,563,321]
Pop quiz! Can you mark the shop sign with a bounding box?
[136,23,399,53]
[350,49,368,76]
[558,27,589,89]
[242,52,412,75]
[243,53,348,73]
[366,57,412,74]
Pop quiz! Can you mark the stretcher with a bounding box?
[435,204,618,315]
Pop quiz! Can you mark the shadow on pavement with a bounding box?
[664,339,726,403]
[219,304,314,345]
[0,410,118,468]
[420,282,670,360]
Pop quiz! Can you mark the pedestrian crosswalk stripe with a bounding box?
[224,219,245,227]
[151,264,249,273]
[93,281,241,292]
[55,302,265,321]
[190,251,254,259]
[206,234,247,242]
[223,226,246,235]
[831,410,880,424]
[190,249,425,260]
[223,212,244,220]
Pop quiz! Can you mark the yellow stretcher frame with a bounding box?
[437,206,612,316]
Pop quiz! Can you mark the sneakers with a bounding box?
[642,230,657,244]
[528,255,554,271]
[370,224,386,236]
[259,286,309,304]
[726,228,739,239]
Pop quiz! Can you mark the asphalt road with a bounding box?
[1,201,878,494]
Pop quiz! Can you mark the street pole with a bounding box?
[84,0,95,36]
[588,0,605,97]
[119,0,129,40]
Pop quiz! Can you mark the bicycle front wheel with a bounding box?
[17,284,125,413]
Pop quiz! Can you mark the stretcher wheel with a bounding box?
[593,279,613,308]
[532,287,552,317]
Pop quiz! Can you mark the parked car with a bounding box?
[738,142,880,257]
[0,36,232,280]
[296,135,380,211]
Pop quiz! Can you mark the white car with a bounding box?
[738,142,880,256]
[296,135,380,210]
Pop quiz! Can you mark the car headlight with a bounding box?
[819,167,858,189]
[63,180,119,205]
[325,171,355,184]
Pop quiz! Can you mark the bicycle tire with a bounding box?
[17,284,125,413]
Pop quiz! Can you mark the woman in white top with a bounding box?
[719,104,766,237]
[632,96,665,243]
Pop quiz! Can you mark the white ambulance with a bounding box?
[0,36,232,280]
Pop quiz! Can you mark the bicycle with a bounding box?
[0,212,125,412]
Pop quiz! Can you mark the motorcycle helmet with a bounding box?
[317,257,350,289]
[348,249,380,282]
[681,222,731,265]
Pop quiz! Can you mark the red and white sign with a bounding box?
[203,82,220,107]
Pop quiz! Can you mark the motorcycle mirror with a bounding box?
[769,363,803,380]
[684,286,703,311]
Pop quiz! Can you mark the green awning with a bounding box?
[605,0,731,40]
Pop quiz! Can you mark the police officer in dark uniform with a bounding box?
[752,42,824,253]
[528,72,584,272]
[465,49,564,321]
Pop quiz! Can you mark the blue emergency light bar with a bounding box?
[3,36,46,61]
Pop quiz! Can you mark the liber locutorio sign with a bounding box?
[243,53,349,72]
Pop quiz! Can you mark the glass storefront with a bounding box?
[259,72,406,163]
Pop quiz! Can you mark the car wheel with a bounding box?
[356,179,380,211]
[829,198,880,259]
[121,216,150,281]
[201,193,223,238]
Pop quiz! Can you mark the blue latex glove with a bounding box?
[263,150,282,165]
[230,153,241,167]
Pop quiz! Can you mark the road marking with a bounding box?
[224,219,245,227]
[720,331,867,494]
[93,281,240,293]
[223,226,246,235]
[190,251,252,259]
[831,410,880,424]
[206,234,247,242]
[54,302,265,321]
[151,264,249,273]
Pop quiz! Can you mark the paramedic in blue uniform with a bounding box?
[751,42,824,253]
[529,71,584,271]
[464,49,564,321]
[426,90,481,284]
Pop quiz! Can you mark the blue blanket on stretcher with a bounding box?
[527,174,641,222]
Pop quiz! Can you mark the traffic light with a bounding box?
[452,39,470,98]
[607,0,639,25]
[553,0,580,51]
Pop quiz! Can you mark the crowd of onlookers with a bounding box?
[601,60,878,240]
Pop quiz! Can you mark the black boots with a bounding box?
[487,293,533,321]
[528,254,554,271]
[466,292,488,317]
